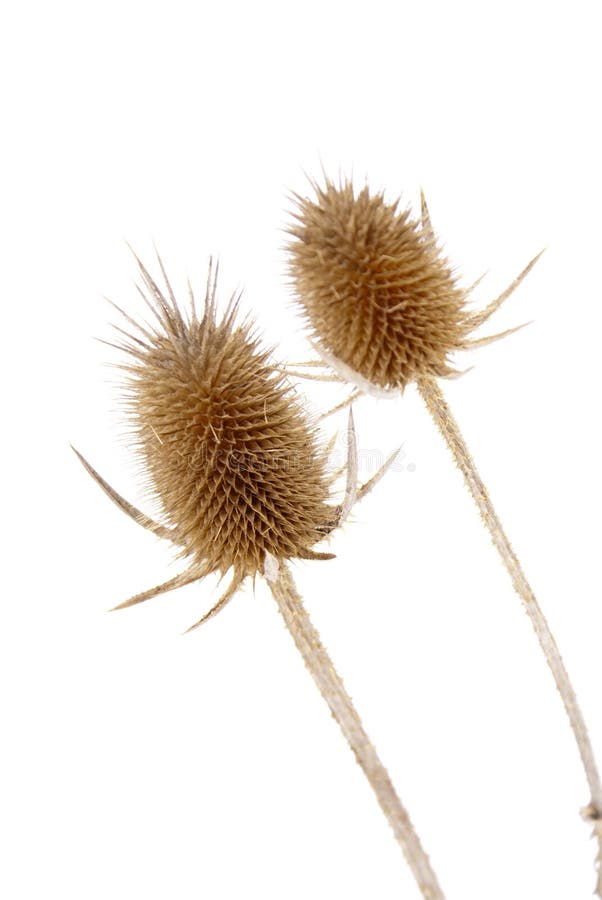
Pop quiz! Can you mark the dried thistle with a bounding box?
[288,176,538,392]
[74,254,446,900]
[287,176,602,895]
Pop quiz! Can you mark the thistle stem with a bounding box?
[267,560,446,900]
[417,375,602,893]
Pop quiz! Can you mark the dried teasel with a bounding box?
[287,176,540,393]
[74,256,342,629]
[73,254,446,900]
[286,175,602,895]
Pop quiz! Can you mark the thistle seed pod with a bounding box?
[74,253,447,900]
[287,177,538,391]
[125,259,334,568]
[75,256,338,628]
[287,174,602,895]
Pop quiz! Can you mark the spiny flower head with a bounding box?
[76,255,340,630]
[122,258,334,576]
[287,177,535,391]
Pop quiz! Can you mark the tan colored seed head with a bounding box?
[120,259,334,583]
[287,177,472,390]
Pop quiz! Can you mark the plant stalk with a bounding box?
[417,375,602,894]
[267,559,446,900]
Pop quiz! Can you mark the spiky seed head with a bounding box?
[119,258,333,582]
[287,177,472,390]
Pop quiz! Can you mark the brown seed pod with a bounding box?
[287,177,538,391]
[289,175,602,896]
[73,252,446,898]
[74,255,342,630]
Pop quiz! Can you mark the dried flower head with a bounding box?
[75,255,444,899]
[74,255,348,630]
[287,177,540,391]
[288,175,602,896]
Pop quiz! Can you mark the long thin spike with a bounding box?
[222,290,244,333]
[71,446,174,541]
[318,389,362,422]
[329,461,347,482]
[153,245,178,307]
[111,565,207,611]
[467,250,545,329]
[297,548,336,561]
[285,360,329,369]
[199,257,218,358]
[187,275,197,325]
[133,281,166,330]
[108,321,152,351]
[286,369,345,383]
[325,431,338,455]
[468,270,488,292]
[420,188,435,240]
[338,408,358,524]
[128,245,180,336]
[207,257,219,323]
[95,337,132,354]
[184,573,243,633]
[153,246,188,336]
[465,321,532,349]
[356,446,402,503]
[104,297,157,344]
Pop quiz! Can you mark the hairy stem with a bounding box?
[267,560,445,900]
[417,375,602,894]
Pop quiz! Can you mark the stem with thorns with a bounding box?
[267,558,446,900]
[417,375,602,894]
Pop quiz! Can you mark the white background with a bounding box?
[2,2,601,898]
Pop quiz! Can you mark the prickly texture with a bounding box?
[287,178,471,389]
[119,261,333,581]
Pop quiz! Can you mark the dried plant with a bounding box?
[287,175,602,894]
[287,177,539,392]
[74,254,446,900]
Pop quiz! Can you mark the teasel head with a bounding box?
[74,255,447,900]
[287,176,542,393]
[288,176,602,896]
[73,254,360,631]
